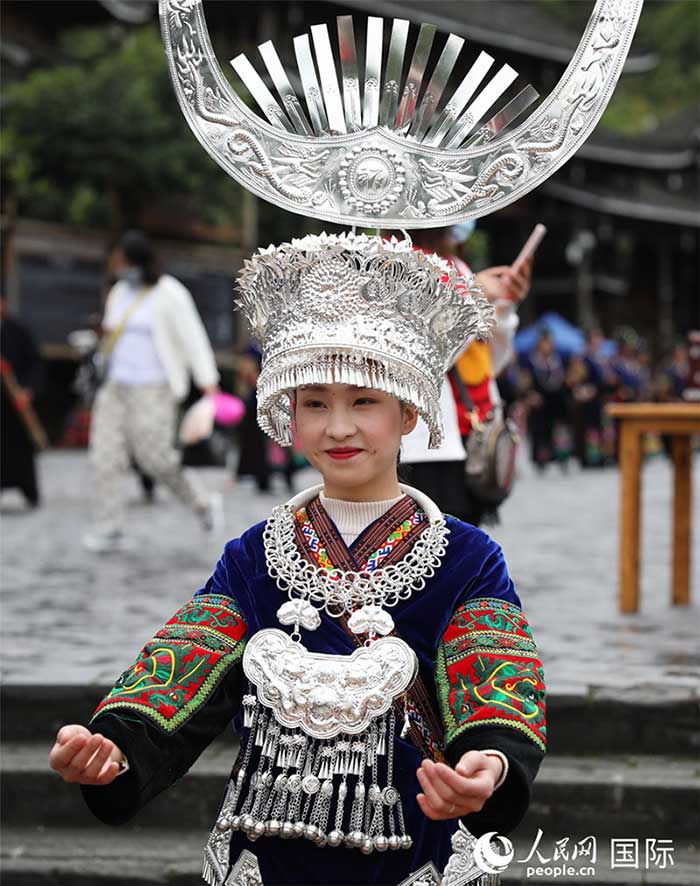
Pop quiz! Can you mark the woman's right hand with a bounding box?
[49,724,125,785]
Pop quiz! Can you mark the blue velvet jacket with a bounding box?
[83,500,546,886]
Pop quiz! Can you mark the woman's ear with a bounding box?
[400,403,419,436]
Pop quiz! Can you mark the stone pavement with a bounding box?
[1,449,698,695]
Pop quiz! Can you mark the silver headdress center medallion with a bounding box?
[238,232,494,448]
[160,0,643,228]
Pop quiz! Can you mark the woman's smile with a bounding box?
[324,447,364,460]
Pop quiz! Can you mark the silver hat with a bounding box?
[237,233,494,448]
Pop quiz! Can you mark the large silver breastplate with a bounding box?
[203,629,420,886]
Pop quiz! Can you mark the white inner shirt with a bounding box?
[106,285,168,386]
[319,492,405,548]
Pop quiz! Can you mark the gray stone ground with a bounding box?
[1,449,698,695]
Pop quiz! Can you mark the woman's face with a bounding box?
[294,383,418,501]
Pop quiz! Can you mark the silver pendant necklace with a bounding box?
[264,483,449,638]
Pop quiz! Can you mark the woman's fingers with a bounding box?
[65,734,104,778]
[49,724,94,774]
[82,738,115,781]
[49,733,89,774]
[416,757,495,820]
[434,761,479,793]
[49,725,124,786]
[416,763,450,811]
[94,759,121,785]
[420,761,460,804]
[57,724,87,745]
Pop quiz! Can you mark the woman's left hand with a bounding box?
[416,751,503,820]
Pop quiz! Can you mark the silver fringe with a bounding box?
[204,692,412,875]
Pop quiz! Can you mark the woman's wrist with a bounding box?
[479,749,509,790]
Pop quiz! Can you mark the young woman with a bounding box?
[50,234,546,886]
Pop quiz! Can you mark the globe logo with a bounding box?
[473,831,515,874]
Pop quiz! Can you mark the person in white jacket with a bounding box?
[83,230,220,553]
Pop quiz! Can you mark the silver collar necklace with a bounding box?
[263,483,449,639]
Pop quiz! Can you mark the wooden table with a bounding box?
[606,403,700,613]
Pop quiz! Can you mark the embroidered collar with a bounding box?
[295,494,428,573]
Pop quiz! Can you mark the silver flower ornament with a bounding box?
[347,604,395,637]
[277,598,321,631]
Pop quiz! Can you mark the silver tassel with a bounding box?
[276,735,293,768]
[255,710,268,747]
[400,703,411,739]
[291,735,305,769]
[318,746,334,780]
[202,855,216,886]
[242,694,256,729]
[350,741,365,776]
[377,720,386,756]
[334,740,350,776]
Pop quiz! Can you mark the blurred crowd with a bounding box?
[501,327,692,471]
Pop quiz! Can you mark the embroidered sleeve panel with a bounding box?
[91,594,248,734]
[436,596,546,753]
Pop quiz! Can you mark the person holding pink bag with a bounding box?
[83,230,221,553]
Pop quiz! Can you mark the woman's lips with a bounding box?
[326,448,364,460]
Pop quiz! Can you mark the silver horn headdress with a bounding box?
[160,0,643,228]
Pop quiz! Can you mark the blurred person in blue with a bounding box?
[655,340,689,402]
[522,329,572,471]
[0,293,43,508]
[565,354,605,468]
[610,328,650,403]
[83,230,220,553]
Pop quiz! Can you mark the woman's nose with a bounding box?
[326,407,356,439]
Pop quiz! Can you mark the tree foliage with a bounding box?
[3,3,697,231]
[1,24,242,230]
[539,0,700,134]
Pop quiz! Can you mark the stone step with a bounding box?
[1,826,697,886]
[2,684,699,757]
[3,739,698,839]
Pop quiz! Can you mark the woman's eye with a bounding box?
[354,398,376,406]
[303,400,325,408]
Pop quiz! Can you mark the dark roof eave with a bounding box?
[578,141,697,170]
[339,0,656,70]
[542,181,700,227]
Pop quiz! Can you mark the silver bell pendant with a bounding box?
[360,836,375,855]
[327,829,345,847]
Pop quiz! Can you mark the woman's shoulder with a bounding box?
[444,514,495,544]
[220,519,268,566]
[443,514,505,562]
